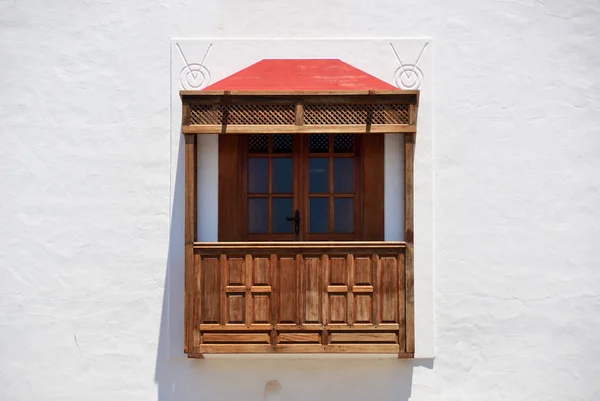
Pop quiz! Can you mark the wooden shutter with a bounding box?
[361,134,385,241]
[218,135,241,241]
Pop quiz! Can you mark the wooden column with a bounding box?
[184,134,198,355]
[403,130,416,356]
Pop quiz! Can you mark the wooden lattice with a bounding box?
[190,104,295,125]
[304,104,410,125]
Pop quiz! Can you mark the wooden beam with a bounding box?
[184,134,197,354]
[404,133,415,355]
[183,124,416,135]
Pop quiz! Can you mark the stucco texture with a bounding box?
[1,1,600,400]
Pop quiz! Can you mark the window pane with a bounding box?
[249,134,269,153]
[334,134,354,153]
[309,134,329,153]
[273,158,293,194]
[273,198,293,233]
[273,134,292,153]
[248,198,268,233]
[334,158,354,193]
[309,197,329,233]
[334,198,354,233]
[309,158,329,193]
[248,158,268,194]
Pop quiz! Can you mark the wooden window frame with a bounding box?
[181,90,418,358]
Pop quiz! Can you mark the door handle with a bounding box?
[286,210,300,236]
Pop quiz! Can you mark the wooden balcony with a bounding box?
[184,241,414,357]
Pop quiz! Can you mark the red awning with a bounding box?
[204,59,397,91]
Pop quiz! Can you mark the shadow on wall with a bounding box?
[154,137,429,401]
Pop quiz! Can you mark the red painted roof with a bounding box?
[204,59,397,91]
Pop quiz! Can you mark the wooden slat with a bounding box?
[321,255,329,344]
[184,124,416,134]
[278,333,321,343]
[199,344,274,353]
[276,324,324,331]
[244,254,252,326]
[225,285,246,293]
[192,252,201,353]
[372,254,380,325]
[194,241,406,251]
[397,252,407,354]
[327,285,348,293]
[404,132,415,355]
[220,254,227,325]
[273,345,326,353]
[184,134,197,353]
[405,133,415,243]
[326,324,400,331]
[250,285,272,293]
[200,323,272,331]
[325,344,399,353]
[202,333,271,344]
[347,254,354,325]
[405,244,415,354]
[330,332,398,343]
[352,285,374,293]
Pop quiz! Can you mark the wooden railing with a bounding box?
[184,242,413,357]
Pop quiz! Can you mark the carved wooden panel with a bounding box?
[189,243,410,356]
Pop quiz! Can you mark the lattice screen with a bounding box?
[190,104,296,125]
[189,103,410,125]
[304,104,410,125]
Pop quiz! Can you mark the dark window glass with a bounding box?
[309,197,329,233]
[309,158,329,193]
[248,198,268,233]
[273,158,293,194]
[272,198,293,233]
[309,134,329,153]
[334,158,354,193]
[249,134,269,153]
[273,134,292,153]
[334,134,354,153]
[334,198,354,233]
[248,158,268,193]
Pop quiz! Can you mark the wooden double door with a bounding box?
[242,134,362,241]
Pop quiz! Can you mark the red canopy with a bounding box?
[204,59,397,91]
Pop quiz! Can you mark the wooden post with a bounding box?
[295,102,304,126]
[184,134,198,355]
[403,132,415,356]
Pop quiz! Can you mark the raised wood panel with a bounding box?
[380,256,399,323]
[190,244,409,355]
[278,257,297,324]
[304,257,321,323]
[226,295,245,324]
[201,257,220,324]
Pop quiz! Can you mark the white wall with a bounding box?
[2,1,600,401]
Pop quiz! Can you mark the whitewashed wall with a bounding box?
[1,1,600,401]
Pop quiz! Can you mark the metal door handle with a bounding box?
[286,210,300,235]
